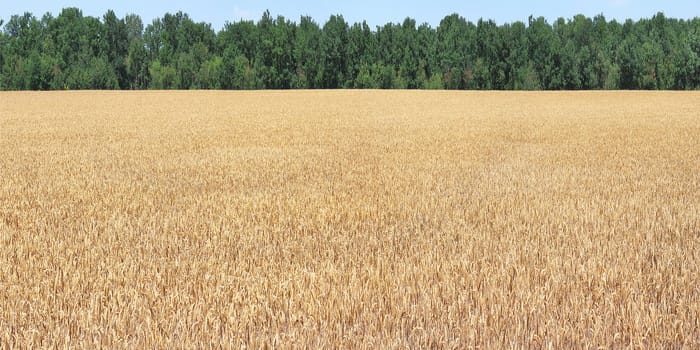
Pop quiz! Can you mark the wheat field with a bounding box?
[1,90,699,348]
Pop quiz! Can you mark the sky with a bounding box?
[2,1,699,31]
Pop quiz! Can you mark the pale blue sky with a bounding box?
[2,1,698,30]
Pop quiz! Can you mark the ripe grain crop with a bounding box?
[1,90,699,348]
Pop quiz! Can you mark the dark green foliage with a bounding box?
[1,9,699,90]
[148,60,176,89]
[102,10,129,88]
[320,15,348,88]
[292,16,322,88]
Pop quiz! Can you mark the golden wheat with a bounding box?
[0,90,699,348]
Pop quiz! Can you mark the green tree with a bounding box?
[102,10,128,88]
[149,60,177,89]
[353,62,377,88]
[89,55,119,89]
[347,21,376,88]
[425,72,444,89]
[196,55,222,89]
[218,20,257,61]
[320,15,348,88]
[124,14,148,89]
[3,7,700,91]
[293,16,322,88]
[221,46,255,89]
[126,37,148,89]
[502,21,528,89]
[437,14,474,89]
[527,16,555,89]
[176,51,196,88]
[0,20,5,89]
[377,64,395,89]
[415,23,438,88]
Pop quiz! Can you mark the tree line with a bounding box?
[1,8,699,90]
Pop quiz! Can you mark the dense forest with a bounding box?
[1,8,699,90]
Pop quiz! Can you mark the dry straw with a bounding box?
[1,90,698,348]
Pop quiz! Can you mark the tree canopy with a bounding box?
[1,9,699,90]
